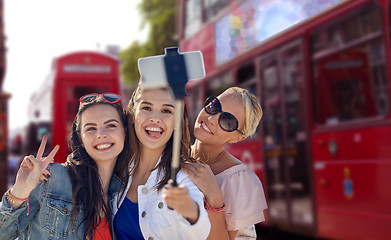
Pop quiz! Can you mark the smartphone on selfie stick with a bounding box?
[138,47,205,186]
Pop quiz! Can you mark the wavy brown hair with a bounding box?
[127,84,192,190]
[65,98,130,239]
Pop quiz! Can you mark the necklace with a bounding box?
[195,150,224,165]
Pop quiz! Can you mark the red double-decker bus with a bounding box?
[179,0,391,239]
[25,51,120,163]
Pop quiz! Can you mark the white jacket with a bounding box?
[112,162,211,240]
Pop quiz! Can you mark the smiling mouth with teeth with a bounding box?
[201,122,212,134]
[145,127,163,138]
[95,143,113,150]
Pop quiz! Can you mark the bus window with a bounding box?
[203,0,230,23]
[311,5,388,125]
[261,41,313,228]
[260,54,288,221]
[187,85,204,143]
[185,0,202,38]
[280,44,313,226]
[237,63,259,134]
[237,63,256,94]
[206,71,234,97]
[23,122,52,156]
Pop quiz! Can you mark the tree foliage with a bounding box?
[120,0,178,86]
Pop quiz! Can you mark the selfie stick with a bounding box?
[138,47,205,186]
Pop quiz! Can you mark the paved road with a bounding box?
[256,225,323,240]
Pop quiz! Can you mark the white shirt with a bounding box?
[112,160,211,240]
[215,164,268,239]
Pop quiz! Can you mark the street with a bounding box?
[256,225,325,240]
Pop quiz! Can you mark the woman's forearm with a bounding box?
[7,185,31,210]
[206,211,230,240]
[0,192,29,240]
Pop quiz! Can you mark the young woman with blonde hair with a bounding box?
[185,87,267,239]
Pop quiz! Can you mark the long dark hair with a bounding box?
[64,98,129,239]
[127,84,192,190]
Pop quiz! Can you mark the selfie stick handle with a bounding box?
[170,100,183,187]
[164,47,188,186]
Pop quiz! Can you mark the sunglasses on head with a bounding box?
[79,93,122,107]
[204,96,244,135]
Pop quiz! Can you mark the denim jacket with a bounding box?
[0,163,122,240]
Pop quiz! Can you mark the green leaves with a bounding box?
[120,0,178,87]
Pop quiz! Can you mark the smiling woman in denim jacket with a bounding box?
[0,94,129,240]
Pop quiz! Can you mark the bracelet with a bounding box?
[203,198,227,213]
[6,189,30,216]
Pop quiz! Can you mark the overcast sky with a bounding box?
[3,0,147,132]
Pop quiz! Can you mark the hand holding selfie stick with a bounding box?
[138,47,205,186]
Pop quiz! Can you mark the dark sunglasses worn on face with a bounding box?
[204,96,244,135]
[80,93,122,108]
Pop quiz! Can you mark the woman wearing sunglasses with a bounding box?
[0,93,130,239]
[111,83,210,240]
[184,87,267,239]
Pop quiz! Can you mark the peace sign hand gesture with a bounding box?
[10,135,59,202]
